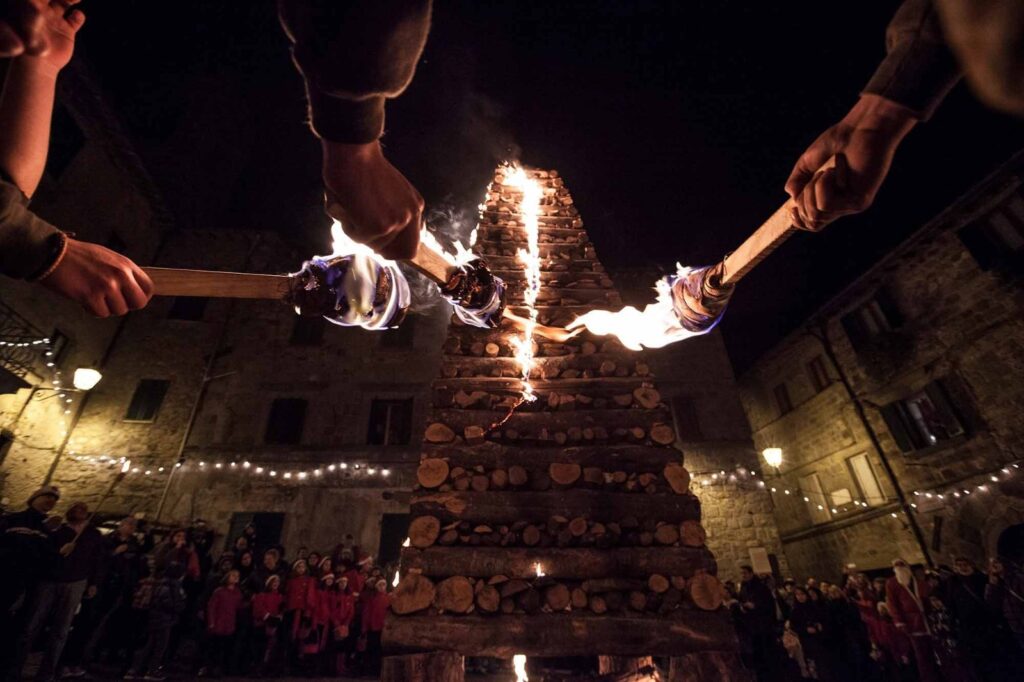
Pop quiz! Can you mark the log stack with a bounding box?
[384,168,748,681]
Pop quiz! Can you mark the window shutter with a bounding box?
[879,403,914,452]
[924,380,969,435]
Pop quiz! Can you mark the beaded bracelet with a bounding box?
[28,231,70,282]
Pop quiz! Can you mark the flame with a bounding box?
[567,264,705,351]
[402,537,411,547]
[533,562,545,578]
[504,166,543,404]
[418,225,478,267]
[392,570,401,588]
[513,655,528,682]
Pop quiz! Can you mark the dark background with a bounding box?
[75,0,1024,372]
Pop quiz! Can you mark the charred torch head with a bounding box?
[439,258,507,329]
[288,254,410,330]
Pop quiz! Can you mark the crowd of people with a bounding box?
[725,556,1024,681]
[0,485,394,681]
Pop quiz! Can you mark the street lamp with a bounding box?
[762,447,783,470]
[72,368,103,391]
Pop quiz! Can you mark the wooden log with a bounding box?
[499,580,531,598]
[613,394,633,408]
[590,595,608,614]
[648,574,670,594]
[522,525,542,547]
[418,460,450,489]
[664,464,691,494]
[689,573,724,611]
[655,523,679,546]
[412,490,702,527]
[434,576,474,614]
[629,591,648,612]
[671,576,688,591]
[571,587,589,609]
[484,342,500,358]
[424,443,682,472]
[470,475,489,492]
[650,423,676,446]
[391,574,436,615]
[583,467,604,485]
[475,584,501,613]
[517,588,542,614]
[633,387,661,410]
[545,583,570,611]
[582,578,646,593]
[464,426,486,446]
[508,466,528,486]
[568,517,589,537]
[425,423,456,444]
[600,361,617,377]
[454,390,489,409]
[409,516,441,548]
[549,463,582,486]
[490,469,508,489]
[380,651,464,682]
[680,520,707,548]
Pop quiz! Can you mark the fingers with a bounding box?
[66,8,85,31]
[105,292,129,317]
[379,214,422,261]
[87,295,111,319]
[132,264,155,299]
[785,141,833,200]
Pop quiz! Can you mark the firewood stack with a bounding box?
[383,168,749,681]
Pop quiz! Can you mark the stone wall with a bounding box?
[739,152,1024,581]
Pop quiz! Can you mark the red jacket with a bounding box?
[885,576,931,634]
[252,591,284,626]
[285,575,316,613]
[343,569,365,597]
[361,591,390,632]
[325,589,355,628]
[206,586,243,636]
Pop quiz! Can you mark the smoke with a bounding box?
[400,202,480,313]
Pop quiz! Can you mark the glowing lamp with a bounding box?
[72,368,103,391]
[762,447,783,469]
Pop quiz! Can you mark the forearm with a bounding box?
[278,0,432,142]
[0,56,58,197]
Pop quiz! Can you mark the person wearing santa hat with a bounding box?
[885,557,939,682]
[360,578,390,677]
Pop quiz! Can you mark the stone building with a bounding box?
[739,150,1024,581]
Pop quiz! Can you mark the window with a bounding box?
[45,105,85,179]
[125,379,170,422]
[367,398,413,445]
[807,355,829,393]
[167,296,208,321]
[264,398,307,445]
[799,473,832,524]
[773,383,793,416]
[957,195,1024,271]
[671,396,703,441]
[848,453,884,507]
[380,316,416,349]
[879,380,966,452]
[840,289,902,351]
[290,315,326,346]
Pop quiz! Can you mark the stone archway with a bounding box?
[997,524,1024,565]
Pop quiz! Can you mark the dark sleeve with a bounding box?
[0,174,62,279]
[278,0,432,143]
[862,0,961,120]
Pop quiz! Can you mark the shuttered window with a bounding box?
[879,380,966,453]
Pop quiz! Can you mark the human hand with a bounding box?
[60,541,75,556]
[40,237,154,317]
[322,139,424,260]
[0,0,47,57]
[29,0,84,75]
[785,94,917,231]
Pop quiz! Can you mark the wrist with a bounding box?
[845,95,917,138]
[14,55,62,82]
[322,139,382,170]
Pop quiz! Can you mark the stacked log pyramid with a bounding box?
[385,167,742,665]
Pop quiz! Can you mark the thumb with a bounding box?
[785,142,834,199]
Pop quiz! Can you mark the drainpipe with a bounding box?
[809,323,934,568]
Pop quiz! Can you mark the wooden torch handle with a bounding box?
[143,240,458,299]
[720,155,837,286]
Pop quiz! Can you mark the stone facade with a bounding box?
[739,150,1024,581]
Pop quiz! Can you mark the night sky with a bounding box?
[76,1,1024,372]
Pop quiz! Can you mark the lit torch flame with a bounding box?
[392,570,400,588]
[567,264,710,351]
[402,537,411,548]
[503,166,543,405]
[513,655,529,682]
[533,562,545,578]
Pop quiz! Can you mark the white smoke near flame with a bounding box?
[567,264,704,351]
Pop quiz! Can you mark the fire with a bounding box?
[533,562,545,578]
[402,537,411,547]
[567,264,707,351]
[513,655,529,682]
[418,225,477,267]
[392,570,400,588]
[503,167,543,404]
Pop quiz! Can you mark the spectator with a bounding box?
[737,565,779,678]
[189,519,215,577]
[886,557,939,682]
[361,578,390,677]
[199,569,243,677]
[251,575,284,675]
[283,558,316,671]
[985,557,1024,653]
[788,586,828,680]
[124,562,187,681]
[925,593,976,680]
[11,501,105,682]
[945,555,1012,679]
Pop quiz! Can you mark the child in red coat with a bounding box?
[251,575,284,674]
[361,578,391,676]
[200,569,242,677]
[283,558,316,668]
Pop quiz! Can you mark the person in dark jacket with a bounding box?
[10,500,105,682]
[737,566,780,679]
[985,557,1024,654]
[789,586,829,680]
[124,562,187,681]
